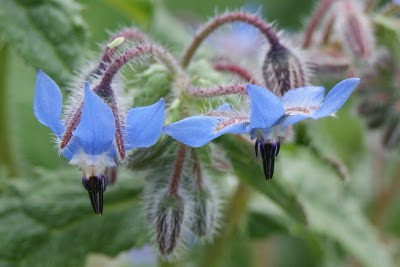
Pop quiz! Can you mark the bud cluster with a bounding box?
[143,145,221,259]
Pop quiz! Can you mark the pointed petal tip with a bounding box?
[84,81,91,92]
[34,69,64,136]
[124,98,165,150]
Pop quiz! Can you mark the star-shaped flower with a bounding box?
[164,78,360,180]
[34,70,164,214]
[163,103,249,147]
[247,78,360,178]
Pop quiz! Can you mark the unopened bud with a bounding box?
[335,0,374,61]
[156,194,184,256]
[262,43,308,96]
[191,184,220,241]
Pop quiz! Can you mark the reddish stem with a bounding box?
[181,12,280,68]
[62,44,180,159]
[95,44,180,96]
[320,15,335,45]
[169,144,187,195]
[191,149,203,190]
[303,0,335,48]
[60,104,83,150]
[187,84,247,97]
[91,28,148,77]
[213,62,259,84]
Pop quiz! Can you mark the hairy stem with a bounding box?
[169,144,187,195]
[95,44,183,95]
[320,16,335,45]
[303,0,335,48]
[213,62,259,84]
[187,83,247,97]
[181,12,280,68]
[61,44,185,156]
[191,149,203,189]
[201,181,252,267]
[89,28,149,77]
[0,47,18,177]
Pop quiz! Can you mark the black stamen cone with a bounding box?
[82,175,108,215]
[254,140,280,180]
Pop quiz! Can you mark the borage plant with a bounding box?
[33,9,362,261]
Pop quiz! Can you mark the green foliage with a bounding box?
[279,147,394,267]
[305,100,365,170]
[0,0,87,82]
[217,134,394,267]
[0,168,149,267]
[217,136,307,225]
[104,0,154,28]
[374,14,400,60]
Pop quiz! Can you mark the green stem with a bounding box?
[201,181,252,267]
[0,47,18,177]
[371,165,400,225]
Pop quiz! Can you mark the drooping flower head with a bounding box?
[164,78,360,180]
[34,70,164,214]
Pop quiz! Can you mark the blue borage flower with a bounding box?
[163,103,249,148]
[34,70,164,214]
[164,78,360,180]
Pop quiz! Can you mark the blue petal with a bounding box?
[312,78,360,119]
[61,136,81,160]
[246,84,285,130]
[73,82,116,155]
[281,86,325,111]
[279,114,311,128]
[33,70,64,137]
[124,98,165,150]
[163,116,248,147]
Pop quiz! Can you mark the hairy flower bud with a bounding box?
[191,184,220,241]
[189,150,220,241]
[144,186,192,260]
[262,43,308,96]
[156,194,185,256]
[143,145,193,259]
[335,0,374,61]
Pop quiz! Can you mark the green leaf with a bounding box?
[216,136,307,225]
[0,167,149,267]
[373,15,400,60]
[104,0,153,28]
[151,4,191,51]
[279,146,395,267]
[247,211,286,239]
[303,100,365,170]
[0,0,87,82]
